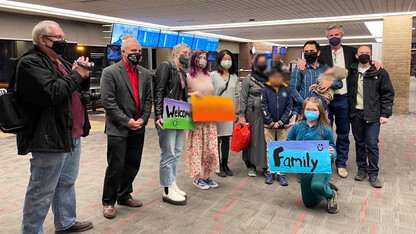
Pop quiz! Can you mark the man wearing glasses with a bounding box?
[16,20,93,233]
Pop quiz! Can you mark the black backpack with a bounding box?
[0,58,29,133]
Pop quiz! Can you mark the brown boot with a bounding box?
[117,198,143,207]
[55,221,93,233]
[103,205,116,219]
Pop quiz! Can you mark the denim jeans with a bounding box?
[328,94,350,168]
[351,110,381,178]
[20,137,81,234]
[157,127,184,187]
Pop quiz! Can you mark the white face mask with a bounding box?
[221,60,232,70]
[198,59,207,68]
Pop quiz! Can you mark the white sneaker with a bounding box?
[162,187,186,206]
[172,181,187,198]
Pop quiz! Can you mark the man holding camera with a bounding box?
[100,38,152,218]
[16,21,93,233]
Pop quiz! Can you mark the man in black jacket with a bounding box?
[348,46,394,188]
[297,25,382,179]
[154,43,190,205]
[100,38,152,218]
[16,21,93,233]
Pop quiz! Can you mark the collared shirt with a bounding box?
[356,65,370,110]
[332,47,348,95]
[122,59,140,114]
[53,59,85,138]
[290,62,324,113]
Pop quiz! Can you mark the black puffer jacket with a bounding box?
[154,60,188,120]
[16,46,91,155]
[347,63,394,123]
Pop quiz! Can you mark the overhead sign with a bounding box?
[162,99,195,130]
[268,140,332,174]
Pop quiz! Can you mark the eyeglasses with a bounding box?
[42,35,67,41]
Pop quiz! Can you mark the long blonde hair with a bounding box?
[297,97,331,128]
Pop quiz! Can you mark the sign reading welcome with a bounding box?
[163,98,195,130]
[268,140,332,174]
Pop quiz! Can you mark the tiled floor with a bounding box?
[1,78,416,234]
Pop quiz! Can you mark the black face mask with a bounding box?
[358,54,370,64]
[179,54,190,65]
[304,52,318,64]
[127,53,142,65]
[256,63,267,72]
[44,37,67,55]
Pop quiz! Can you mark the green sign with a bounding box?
[163,98,195,130]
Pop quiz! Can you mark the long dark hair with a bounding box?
[215,49,237,75]
[188,49,209,78]
[251,53,267,72]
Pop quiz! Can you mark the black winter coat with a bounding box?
[154,60,188,120]
[16,46,91,155]
[347,63,394,123]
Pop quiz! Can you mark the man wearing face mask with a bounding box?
[100,38,152,218]
[348,46,394,188]
[154,43,191,205]
[290,41,343,121]
[16,20,93,233]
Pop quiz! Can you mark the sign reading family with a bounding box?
[268,140,332,174]
[163,98,195,130]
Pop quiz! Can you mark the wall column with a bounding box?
[382,15,413,114]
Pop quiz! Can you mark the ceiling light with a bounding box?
[171,12,416,31]
[182,31,250,42]
[365,21,383,37]
[255,35,376,43]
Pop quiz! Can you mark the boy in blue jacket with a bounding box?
[261,62,293,185]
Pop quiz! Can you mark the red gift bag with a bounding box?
[230,123,251,153]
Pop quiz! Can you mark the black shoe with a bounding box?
[55,221,93,233]
[217,165,227,177]
[223,164,233,176]
[369,177,382,188]
[354,171,367,181]
[326,190,339,214]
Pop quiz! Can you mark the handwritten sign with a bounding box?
[268,140,332,174]
[163,98,195,130]
[191,95,235,122]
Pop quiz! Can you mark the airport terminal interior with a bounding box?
[1,0,416,233]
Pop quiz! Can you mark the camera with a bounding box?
[81,91,101,105]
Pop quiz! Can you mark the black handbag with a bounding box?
[0,58,29,133]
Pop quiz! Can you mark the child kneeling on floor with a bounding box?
[287,97,339,214]
[261,61,293,185]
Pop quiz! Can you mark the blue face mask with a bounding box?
[329,37,341,46]
[305,111,319,122]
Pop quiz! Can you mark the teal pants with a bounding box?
[300,173,334,208]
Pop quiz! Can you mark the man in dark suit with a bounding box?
[100,38,152,218]
[297,25,381,179]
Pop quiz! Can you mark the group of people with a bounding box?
[12,20,394,233]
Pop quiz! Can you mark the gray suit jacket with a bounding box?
[100,60,152,136]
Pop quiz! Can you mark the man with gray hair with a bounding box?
[16,20,93,233]
[100,38,152,218]
[297,24,382,179]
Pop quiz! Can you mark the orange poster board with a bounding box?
[191,95,235,122]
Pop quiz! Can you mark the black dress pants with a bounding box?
[102,133,144,205]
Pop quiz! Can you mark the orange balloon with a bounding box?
[191,95,235,122]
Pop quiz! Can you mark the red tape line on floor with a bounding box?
[213,196,240,221]
[105,197,163,233]
[360,198,368,223]
[211,222,224,234]
[229,178,250,195]
[407,149,412,160]
[375,189,380,200]
[292,210,306,234]
[294,197,302,209]
[372,224,376,234]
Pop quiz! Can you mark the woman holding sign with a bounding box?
[286,97,339,214]
[211,50,239,177]
[185,50,220,190]
[154,43,191,205]
[239,54,268,177]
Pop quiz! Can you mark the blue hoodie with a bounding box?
[287,120,337,159]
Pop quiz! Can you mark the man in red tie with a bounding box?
[100,38,152,218]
